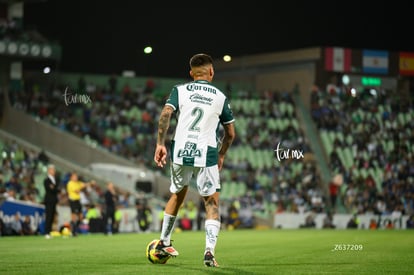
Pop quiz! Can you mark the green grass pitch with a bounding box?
[1,229,413,274]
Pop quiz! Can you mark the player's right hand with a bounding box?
[154,145,167,168]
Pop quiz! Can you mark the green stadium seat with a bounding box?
[286,103,294,117]
[267,119,277,130]
[236,182,247,198]
[291,118,299,130]
[405,112,412,125]
[359,169,368,179]
[344,148,354,169]
[336,132,344,143]
[345,134,353,146]
[335,148,346,168]
[279,102,287,116]
[282,118,290,130]
[231,99,242,112]
[328,131,336,145]
[105,128,114,139]
[251,100,261,115]
[397,113,405,126]
[387,140,394,153]
[220,182,230,201]
[114,126,124,142]
[320,131,333,155]
[378,104,384,114]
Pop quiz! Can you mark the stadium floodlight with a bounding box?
[223,55,231,62]
[144,46,153,54]
[43,66,51,74]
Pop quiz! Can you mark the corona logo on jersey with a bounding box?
[178,142,202,158]
[186,83,217,94]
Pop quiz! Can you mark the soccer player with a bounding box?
[154,53,236,267]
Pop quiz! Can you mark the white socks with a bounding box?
[205,219,221,254]
[160,212,176,245]
[160,214,221,254]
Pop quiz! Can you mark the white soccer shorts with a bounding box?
[169,163,220,197]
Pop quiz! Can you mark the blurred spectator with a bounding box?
[22,215,35,235]
[185,200,198,230]
[136,199,152,232]
[8,213,23,236]
[238,199,255,228]
[226,201,241,230]
[178,213,192,231]
[5,189,17,201]
[37,149,49,165]
[322,212,336,229]
[5,175,22,195]
[406,215,414,229]
[103,182,117,235]
[391,205,404,228]
[85,204,104,233]
[329,176,341,208]
[346,214,359,229]
[118,191,134,208]
[300,211,316,228]
[385,219,394,229]
[114,205,122,233]
[369,218,378,230]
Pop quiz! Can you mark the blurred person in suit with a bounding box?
[104,182,118,234]
[43,164,59,239]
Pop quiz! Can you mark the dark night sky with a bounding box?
[22,0,414,78]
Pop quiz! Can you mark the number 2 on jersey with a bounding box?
[189,107,204,132]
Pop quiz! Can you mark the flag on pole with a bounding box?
[325,47,351,72]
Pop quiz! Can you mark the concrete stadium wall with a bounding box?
[274,213,410,230]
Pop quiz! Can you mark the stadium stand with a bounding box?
[311,83,414,217]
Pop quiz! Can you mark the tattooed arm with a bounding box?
[154,105,174,168]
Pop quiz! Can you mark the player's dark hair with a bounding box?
[190,53,213,68]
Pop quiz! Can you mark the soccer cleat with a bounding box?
[204,251,219,267]
[156,240,179,256]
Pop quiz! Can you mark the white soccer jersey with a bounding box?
[165,80,235,167]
